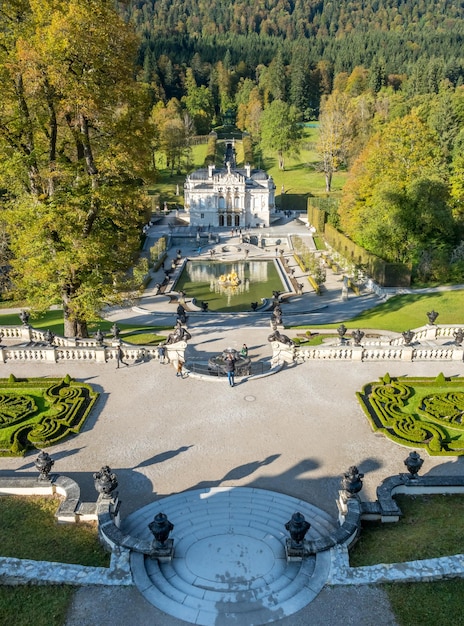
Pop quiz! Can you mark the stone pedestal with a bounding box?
[285,538,310,561]
[150,538,174,562]
[401,346,414,361]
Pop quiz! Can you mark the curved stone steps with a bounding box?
[126,487,337,625]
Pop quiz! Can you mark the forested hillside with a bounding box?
[118,0,464,76]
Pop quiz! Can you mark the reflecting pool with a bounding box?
[175,260,285,311]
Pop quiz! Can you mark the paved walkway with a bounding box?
[2,215,463,626]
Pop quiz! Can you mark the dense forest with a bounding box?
[118,0,464,99]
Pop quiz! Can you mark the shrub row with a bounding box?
[204,135,217,166]
[324,224,411,288]
[242,135,253,165]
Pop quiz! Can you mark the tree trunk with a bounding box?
[325,171,332,193]
[15,73,43,196]
[44,77,57,197]
[62,283,89,338]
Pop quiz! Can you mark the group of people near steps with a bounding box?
[159,342,249,384]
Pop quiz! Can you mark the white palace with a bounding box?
[183,141,276,229]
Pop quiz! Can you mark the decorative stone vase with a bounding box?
[453,328,464,347]
[352,329,365,347]
[149,512,174,547]
[341,466,364,497]
[404,451,424,478]
[285,512,311,548]
[426,310,439,325]
[93,466,118,498]
[34,450,54,480]
[402,330,415,346]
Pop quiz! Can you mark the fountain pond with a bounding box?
[174,260,286,312]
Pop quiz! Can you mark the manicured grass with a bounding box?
[0,495,110,566]
[350,494,464,626]
[0,586,74,626]
[351,495,464,566]
[0,309,170,343]
[385,580,464,626]
[0,494,109,626]
[293,290,464,332]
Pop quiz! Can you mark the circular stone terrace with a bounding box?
[124,487,336,626]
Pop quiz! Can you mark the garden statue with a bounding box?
[272,290,281,302]
[200,301,209,312]
[44,329,55,345]
[95,329,104,345]
[149,512,174,548]
[285,512,311,549]
[426,310,439,325]
[268,329,294,346]
[272,303,283,325]
[111,323,120,340]
[93,465,119,498]
[352,329,365,347]
[341,466,364,497]
[453,328,464,346]
[402,329,415,346]
[19,310,30,326]
[176,304,188,325]
[166,320,191,344]
[404,451,424,479]
[34,450,55,481]
[337,324,347,343]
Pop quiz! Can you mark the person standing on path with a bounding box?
[225,353,236,387]
[116,344,129,368]
[240,344,248,357]
[176,359,184,377]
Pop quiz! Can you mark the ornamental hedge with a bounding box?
[357,373,464,456]
[0,375,99,456]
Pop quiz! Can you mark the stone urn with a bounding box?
[285,512,311,548]
[149,512,174,547]
[93,465,118,498]
[341,466,364,497]
[404,451,424,478]
[34,450,54,480]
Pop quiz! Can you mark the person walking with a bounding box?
[225,353,236,387]
[116,344,129,369]
[176,359,184,377]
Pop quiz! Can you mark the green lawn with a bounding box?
[351,495,464,566]
[0,309,170,343]
[294,290,464,332]
[350,494,464,626]
[0,494,109,625]
[0,495,110,565]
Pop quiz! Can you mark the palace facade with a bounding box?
[184,142,276,228]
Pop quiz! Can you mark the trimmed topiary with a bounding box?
[357,374,464,456]
[0,376,99,456]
